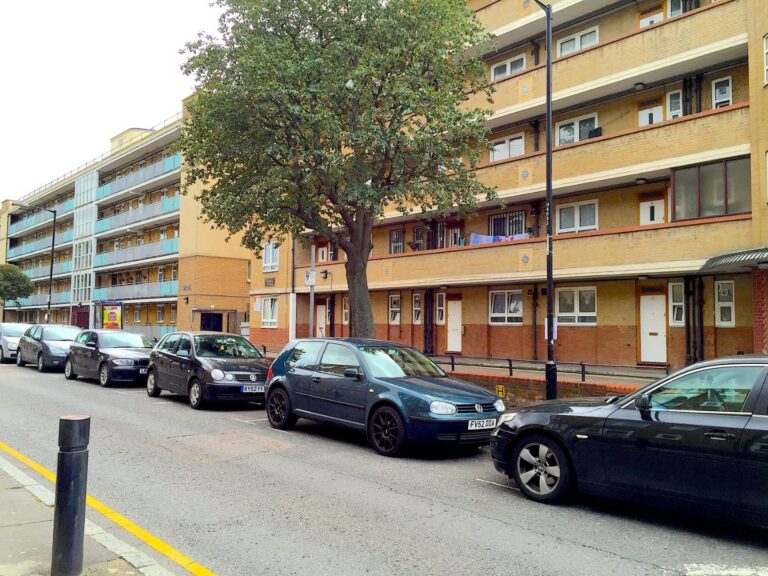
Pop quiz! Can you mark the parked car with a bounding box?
[0,323,30,363]
[266,338,505,456]
[64,330,154,387]
[146,331,270,409]
[16,324,81,372]
[490,356,768,524]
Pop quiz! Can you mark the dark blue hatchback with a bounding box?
[266,338,505,456]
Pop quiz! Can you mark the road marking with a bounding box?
[229,417,268,424]
[475,477,519,491]
[684,565,768,576]
[0,440,217,576]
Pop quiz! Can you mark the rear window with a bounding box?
[285,341,324,370]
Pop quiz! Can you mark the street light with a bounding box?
[534,0,558,399]
[12,201,57,324]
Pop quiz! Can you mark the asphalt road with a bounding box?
[1,363,767,576]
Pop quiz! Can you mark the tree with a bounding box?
[180,0,495,338]
[0,264,35,306]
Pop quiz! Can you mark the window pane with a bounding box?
[558,290,575,313]
[578,117,596,140]
[669,0,682,16]
[507,293,522,315]
[319,344,360,376]
[287,341,324,370]
[559,206,575,230]
[509,57,524,74]
[559,38,577,56]
[491,293,506,315]
[578,289,596,313]
[672,284,683,303]
[580,30,597,48]
[491,140,508,161]
[579,203,596,228]
[673,305,684,323]
[509,136,524,157]
[492,63,507,80]
[719,306,733,324]
[717,283,734,303]
[490,214,506,236]
[700,163,725,217]
[558,123,575,145]
[668,92,681,117]
[673,167,698,220]
[649,366,763,412]
[726,158,751,214]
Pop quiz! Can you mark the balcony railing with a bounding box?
[5,292,72,308]
[92,281,178,302]
[23,260,73,280]
[93,237,179,268]
[95,196,180,234]
[96,153,181,201]
[6,229,75,259]
[8,198,76,235]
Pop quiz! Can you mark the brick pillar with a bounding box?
[753,269,768,355]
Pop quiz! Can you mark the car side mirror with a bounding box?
[344,367,362,379]
[634,393,651,412]
[177,349,190,358]
[85,341,97,349]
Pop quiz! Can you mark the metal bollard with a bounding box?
[262,345,267,356]
[580,362,586,382]
[51,416,90,576]
[450,355,455,372]
[507,359,513,377]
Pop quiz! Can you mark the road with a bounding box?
[1,362,767,576]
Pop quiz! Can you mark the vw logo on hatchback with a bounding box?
[250,374,258,382]
[475,403,484,413]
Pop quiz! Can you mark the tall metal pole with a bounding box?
[46,209,57,324]
[535,1,558,399]
[309,242,316,337]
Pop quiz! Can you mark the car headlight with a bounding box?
[496,412,518,427]
[211,369,224,381]
[224,373,234,381]
[8,343,17,350]
[494,398,506,412]
[111,359,134,366]
[430,401,457,415]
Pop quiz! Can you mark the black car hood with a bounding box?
[376,375,497,402]
[204,357,271,373]
[102,347,152,359]
[518,397,617,415]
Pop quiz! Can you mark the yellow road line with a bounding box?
[0,440,217,576]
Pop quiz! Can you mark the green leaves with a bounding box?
[0,264,35,303]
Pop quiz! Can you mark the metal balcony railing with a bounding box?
[92,280,178,302]
[95,196,180,234]
[6,229,75,259]
[23,260,73,280]
[6,292,72,308]
[96,153,181,201]
[8,198,75,235]
[93,237,179,268]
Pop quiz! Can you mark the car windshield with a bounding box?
[42,326,81,341]
[100,332,153,348]
[193,335,263,358]
[359,346,446,378]
[2,325,28,337]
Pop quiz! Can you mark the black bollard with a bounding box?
[51,416,90,576]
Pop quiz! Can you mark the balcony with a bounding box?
[92,281,178,302]
[6,291,72,308]
[466,1,747,128]
[8,198,76,236]
[96,152,181,202]
[23,260,73,280]
[95,196,181,234]
[93,237,179,268]
[6,229,75,260]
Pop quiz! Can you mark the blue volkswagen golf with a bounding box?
[266,338,505,456]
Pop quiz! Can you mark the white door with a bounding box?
[640,295,667,363]
[639,199,665,225]
[446,300,462,353]
[316,305,326,337]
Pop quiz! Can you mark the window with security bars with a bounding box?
[389,229,405,254]
[489,211,526,236]
[412,227,426,251]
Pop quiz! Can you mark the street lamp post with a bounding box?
[534,0,558,399]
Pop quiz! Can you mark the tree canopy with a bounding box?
[0,264,35,304]
[180,0,495,337]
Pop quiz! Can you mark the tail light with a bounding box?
[266,366,272,382]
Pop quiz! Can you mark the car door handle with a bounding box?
[312,377,321,383]
[704,431,736,441]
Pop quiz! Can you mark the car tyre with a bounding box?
[266,387,296,430]
[511,434,573,504]
[37,354,46,373]
[16,350,25,366]
[368,405,406,457]
[146,371,161,397]
[64,358,78,380]
[98,363,112,387]
[188,379,205,410]
[0,348,5,364]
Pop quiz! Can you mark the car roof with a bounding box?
[167,331,243,337]
[292,337,409,347]
[683,355,768,370]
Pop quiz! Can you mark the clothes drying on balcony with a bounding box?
[469,232,530,246]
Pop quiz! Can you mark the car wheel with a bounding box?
[64,358,78,380]
[266,387,296,430]
[37,354,46,373]
[146,371,161,397]
[511,434,572,503]
[16,350,25,366]
[0,348,5,364]
[98,363,111,387]
[188,379,205,410]
[368,405,406,457]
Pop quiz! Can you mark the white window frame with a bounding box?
[556,26,599,57]
[134,305,141,323]
[412,293,422,325]
[555,113,598,146]
[388,294,401,325]
[263,242,279,272]
[318,245,329,262]
[491,53,526,81]
[764,35,768,86]
[715,281,735,328]
[666,89,683,120]
[556,200,598,234]
[435,293,446,325]
[711,76,732,109]
[342,297,349,325]
[668,0,683,18]
[389,229,405,254]
[170,304,177,324]
[156,305,165,324]
[668,282,685,327]
[490,133,525,162]
[262,296,278,328]
[488,290,523,325]
[556,287,597,326]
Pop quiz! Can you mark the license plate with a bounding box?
[139,368,147,374]
[468,418,497,430]
[242,385,265,393]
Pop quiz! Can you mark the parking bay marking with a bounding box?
[475,477,519,491]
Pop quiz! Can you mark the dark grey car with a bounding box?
[16,324,81,372]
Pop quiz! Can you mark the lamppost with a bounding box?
[534,0,558,399]
[13,202,57,324]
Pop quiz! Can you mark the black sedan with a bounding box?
[146,331,270,409]
[65,330,153,386]
[490,356,768,525]
[16,324,81,372]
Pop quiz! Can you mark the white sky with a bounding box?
[0,0,223,201]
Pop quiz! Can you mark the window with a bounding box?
[489,291,523,325]
[490,134,525,162]
[556,200,597,233]
[317,343,360,376]
[170,304,176,324]
[412,227,426,251]
[159,333,180,352]
[712,77,732,109]
[134,305,141,323]
[647,365,764,413]
[412,293,422,325]
[639,6,663,28]
[715,281,735,328]
[342,297,349,325]
[263,242,279,272]
[318,245,329,262]
[285,341,324,370]
[135,271,143,284]
[556,287,597,325]
[445,226,463,248]
[136,232,144,246]
[172,264,178,281]
[556,26,598,57]
[388,294,401,325]
[673,158,751,220]
[156,305,165,323]
[262,297,278,328]
[176,336,192,357]
[491,54,525,81]
[668,0,682,17]
[436,293,446,325]
[158,267,165,282]
[638,101,663,126]
[389,229,405,254]
[669,283,685,327]
[159,228,166,241]
[666,90,682,120]
[556,113,597,145]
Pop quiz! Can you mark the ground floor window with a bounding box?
[668,282,684,326]
[389,294,401,325]
[435,293,446,325]
[556,287,597,325]
[715,281,735,328]
[342,297,349,325]
[170,304,176,324]
[156,305,165,324]
[489,291,523,325]
[262,297,278,328]
[134,305,141,323]
[412,293,422,324]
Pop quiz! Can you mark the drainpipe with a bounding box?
[695,74,703,114]
[531,119,540,153]
[684,277,693,365]
[696,277,705,361]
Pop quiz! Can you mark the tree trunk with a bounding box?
[345,247,375,339]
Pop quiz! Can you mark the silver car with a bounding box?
[0,323,31,363]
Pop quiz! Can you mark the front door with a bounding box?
[640,294,666,363]
[446,300,462,353]
[200,313,223,332]
[316,305,327,338]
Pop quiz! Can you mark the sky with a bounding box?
[0,0,223,201]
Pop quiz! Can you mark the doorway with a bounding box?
[200,312,223,332]
[640,295,667,363]
[446,300,462,353]
[316,304,327,337]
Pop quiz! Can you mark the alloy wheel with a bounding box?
[516,442,561,496]
[37,355,45,373]
[99,365,110,387]
[146,372,161,397]
[371,409,402,453]
[189,381,203,409]
[268,391,287,424]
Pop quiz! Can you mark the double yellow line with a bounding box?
[0,440,217,576]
